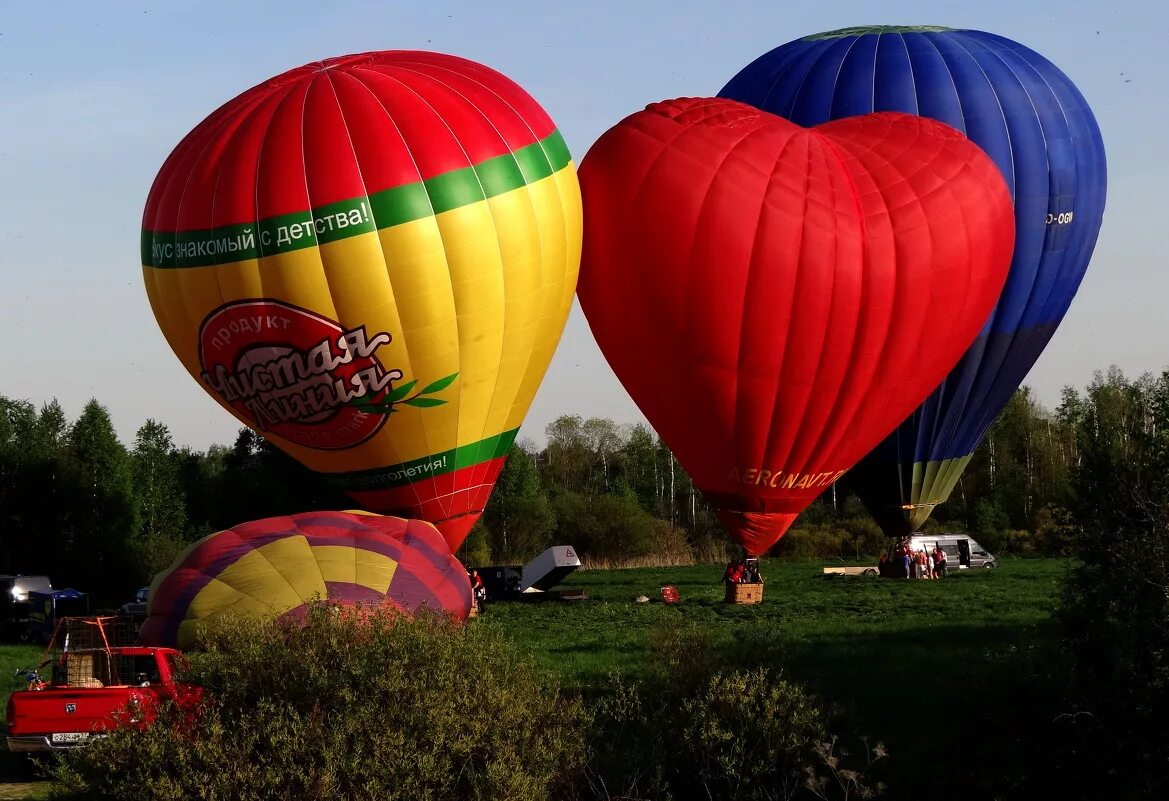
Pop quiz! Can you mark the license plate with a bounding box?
[51,732,88,743]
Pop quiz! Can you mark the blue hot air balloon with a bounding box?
[720,26,1107,537]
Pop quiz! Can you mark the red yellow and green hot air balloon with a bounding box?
[141,51,582,552]
[139,511,472,650]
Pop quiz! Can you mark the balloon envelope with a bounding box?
[141,52,582,552]
[139,511,472,650]
[720,26,1107,537]
[577,98,1014,554]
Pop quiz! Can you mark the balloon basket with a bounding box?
[725,582,764,605]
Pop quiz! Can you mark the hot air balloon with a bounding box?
[720,26,1107,538]
[576,98,1015,555]
[139,511,472,650]
[141,52,582,552]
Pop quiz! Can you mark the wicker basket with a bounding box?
[725,582,764,605]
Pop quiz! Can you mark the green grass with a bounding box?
[2,644,45,723]
[486,557,1066,681]
[485,556,1071,799]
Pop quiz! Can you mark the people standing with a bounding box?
[932,545,947,579]
[723,560,745,584]
[917,549,931,579]
[469,569,486,612]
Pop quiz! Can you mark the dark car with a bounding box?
[0,575,53,636]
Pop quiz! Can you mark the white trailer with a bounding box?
[520,546,582,592]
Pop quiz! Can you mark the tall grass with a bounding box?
[579,541,732,570]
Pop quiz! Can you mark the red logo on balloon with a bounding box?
[198,300,400,450]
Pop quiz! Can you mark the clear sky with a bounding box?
[0,0,1163,451]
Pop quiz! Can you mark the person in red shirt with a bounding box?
[469,569,486,612]
[916,549,930,579]
[723,561,745,584]
[932,546,947,578]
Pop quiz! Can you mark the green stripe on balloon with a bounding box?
[328,427,519,490]
[802,25,951,40]
[141,130,572,269]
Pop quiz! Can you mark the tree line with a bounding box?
[0,365,1162,602]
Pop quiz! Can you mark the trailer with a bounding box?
[472,545,583,601]
[520,546,581,593]
[822,566,879,577]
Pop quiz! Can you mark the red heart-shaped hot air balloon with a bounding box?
[577,98,1014,555]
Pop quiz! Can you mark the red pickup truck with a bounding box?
[6,644,201,751]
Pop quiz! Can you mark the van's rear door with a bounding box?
[957,539,971,567]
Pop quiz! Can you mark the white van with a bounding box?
[878,534,997,577]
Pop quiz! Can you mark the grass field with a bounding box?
[0,557,1069,799]
[486,556,1071,799]
[487,557,1067,681]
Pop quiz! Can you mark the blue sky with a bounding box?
[0,0,1163,450]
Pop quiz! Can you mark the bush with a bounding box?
[1053,517,1169,800]
[778,526,849,560]
[645,520,694,562]
[980,528,1035,555]
[971,499,1011,547]
[774,518,887,561]
[457,521,493,568]
[52,606,586,801]
[552,490,667,559]
[684,669,885,801]
[1032,505,1079,556]
[587,625,885,801]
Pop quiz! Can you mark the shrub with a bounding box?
[645,520,693,562]
[1031,505,1079,556]
[774,518,886,561]
[52,606,586,801]
[457,521,493,567]
[1053,516,1169,800]
[980,528,1035,555]
[586,624,885,801]
[682,669,881,801]
[554,490,666,559]
[778,526,847,560]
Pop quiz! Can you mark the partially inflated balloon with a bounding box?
[142,52,582,551]
[577,98,1014,555]
[720,26,1107,537]
[139,511,471,649]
